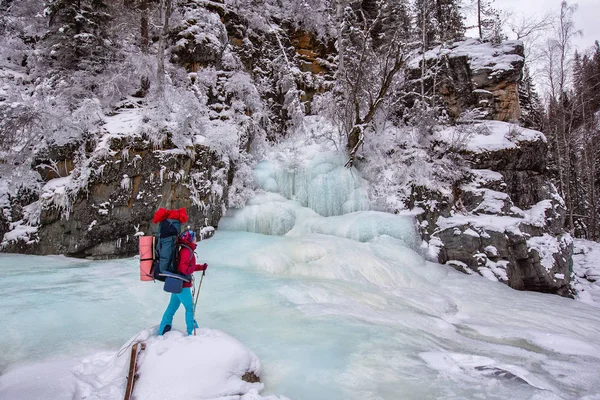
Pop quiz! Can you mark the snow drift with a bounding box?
[0,328,288,400]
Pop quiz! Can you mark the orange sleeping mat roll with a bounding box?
[139,235,155,281]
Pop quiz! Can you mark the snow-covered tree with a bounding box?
[541,1,584,233]
[336,1,411,166]
[414,0,437,49]
[518,64,544,129]
[415,0,464,49]
[435,0,464,43]
[122,0,160,52]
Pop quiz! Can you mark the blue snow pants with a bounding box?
[159,287,195,335]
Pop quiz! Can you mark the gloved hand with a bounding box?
[195,263,208,272]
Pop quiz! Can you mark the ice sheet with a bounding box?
[2,229,600,400]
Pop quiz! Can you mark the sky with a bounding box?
[496,0,599,52]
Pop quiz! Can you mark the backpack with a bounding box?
[151,219,193,282]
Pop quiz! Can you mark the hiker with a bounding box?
[158,229,208,336]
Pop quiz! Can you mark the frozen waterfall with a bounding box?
[220,146,401,240]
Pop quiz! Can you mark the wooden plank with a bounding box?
[124,343,140,400]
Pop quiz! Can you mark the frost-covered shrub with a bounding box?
[71,99,105,136]
[445,123,483,152]
[310,91,348,149]
[278,70,306,136]
[0,36,32,72]
[360,121,470,212]
[172,4,228,67]
[97,53,157,106]
[224,71,263,114]
[505,124,523,141]
[140,84,207,147]
[227,152,257,209]
[224,0,335,39]
[0,81,98,161]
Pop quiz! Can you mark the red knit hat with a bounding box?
[179,230,196,243]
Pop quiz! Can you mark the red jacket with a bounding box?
[177,239,206,288]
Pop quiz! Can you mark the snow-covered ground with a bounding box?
[2,232,600,399]
[1,141,600,400]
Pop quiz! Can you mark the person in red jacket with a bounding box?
[158,229,208,336]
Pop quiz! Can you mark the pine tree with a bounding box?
[382,0,412,41]
[414,0,437,49]
[415,0,464,49]
[364,0,412,47]
[435,0,464,43]
[476,0,505,44]
[569,43,600,239]
[43,0,113,71]
[518,64,543,129]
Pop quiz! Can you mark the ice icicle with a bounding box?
[252,151,369,217]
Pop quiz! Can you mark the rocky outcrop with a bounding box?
[170,3,334,131]
[406,39,574,297]
[2,135,230,259]
[411,39,524,122]
[413,123,573,297]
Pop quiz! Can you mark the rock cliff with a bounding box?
[412,122,572,296]
[411,39,524,122]
[2,128,230,258]
[1,2,335,259]
[401,38,574,296]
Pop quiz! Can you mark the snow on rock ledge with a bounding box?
[439,121,546,154]
[1,133,230,258]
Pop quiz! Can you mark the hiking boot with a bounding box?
[162,324,171,335]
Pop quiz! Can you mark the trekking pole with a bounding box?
[193,270,205,336]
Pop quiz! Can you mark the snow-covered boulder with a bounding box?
[457,121,547,172]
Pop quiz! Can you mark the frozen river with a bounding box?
[2,144,600,399]
[2,227,600,399]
